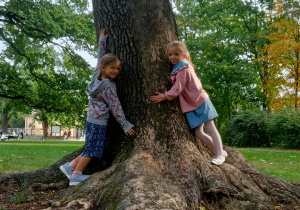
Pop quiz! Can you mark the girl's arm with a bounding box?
[150,69,188,103]
[103,83,135,134]
[94,29,108,73]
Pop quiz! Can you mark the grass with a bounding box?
[0,140,299,184]
[0,139,84,174]
[235,147,300,184]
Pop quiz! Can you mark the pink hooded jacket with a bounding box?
[161,61,209,113]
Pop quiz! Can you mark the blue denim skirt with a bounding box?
[81,121,107,159]
[185,98,218,129]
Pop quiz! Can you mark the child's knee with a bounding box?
[194,130,205,138]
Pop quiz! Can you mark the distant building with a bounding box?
[24,115,85,140]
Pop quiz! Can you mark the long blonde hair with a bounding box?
[167,41,194,67]
[98,54,122,79]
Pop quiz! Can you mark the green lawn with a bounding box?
[0,139,84,174]
[235,148,300,184]
[0,140,299,184]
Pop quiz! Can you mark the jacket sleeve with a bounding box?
[161,69,188,101]
[94,36,107,74]
[103,83,134,133]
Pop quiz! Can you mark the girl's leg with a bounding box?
[72,156,92,177]
[68,155,82,168]
[204,120,225,162]
[194,124,216,153]
[60,156,81,178]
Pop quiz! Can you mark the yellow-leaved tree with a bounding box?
[260,0,300,110]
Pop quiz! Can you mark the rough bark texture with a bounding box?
[2,112,9,133]
[42,120,49,139]
[1,0,300,209]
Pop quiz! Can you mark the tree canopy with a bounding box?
[1,0,299,129]
[0,0,96,126]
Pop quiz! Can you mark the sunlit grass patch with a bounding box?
[235,148,300,184]
[0,139,84,174]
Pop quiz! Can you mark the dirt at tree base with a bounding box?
[1,180,300,210]
[0,182,67,210]
[1,187,300,210]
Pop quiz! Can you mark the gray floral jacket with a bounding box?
[86,36,133,133]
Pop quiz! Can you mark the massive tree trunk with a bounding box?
[0,0,300,209]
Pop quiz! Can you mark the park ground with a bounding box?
[0,140,299,209]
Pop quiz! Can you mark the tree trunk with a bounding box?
[42,119,49,139]
[0,0,300,209]
[2,113,9,133]
[2,100,10,133]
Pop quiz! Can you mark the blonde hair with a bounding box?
[98,54,122,79]
[167,41,194,66]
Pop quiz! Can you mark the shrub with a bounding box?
[224,111,270,147]
[266,108,300,149]
[224,108,300,149]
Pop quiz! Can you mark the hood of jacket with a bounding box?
[86,74,111,96]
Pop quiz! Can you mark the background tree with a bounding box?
[0,0,95,125]
[0,0,299,209]
[0,99,10,133]
[0,98,30,132]
[29,110,53,138]
[260,0,300,109]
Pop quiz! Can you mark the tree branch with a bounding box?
[0,9,25,25]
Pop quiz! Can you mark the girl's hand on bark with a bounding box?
[150,92,164,103]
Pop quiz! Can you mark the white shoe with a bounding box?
[210,150,228,162]
[223,150,228,157]
[210,157,225,166]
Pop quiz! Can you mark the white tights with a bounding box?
[194,120,224,159]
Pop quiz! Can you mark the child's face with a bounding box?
[101,62,121,79]
[168,46,186,65]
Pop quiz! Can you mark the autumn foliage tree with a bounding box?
[260,0,300,110]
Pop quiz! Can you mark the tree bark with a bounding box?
[2,112,9,133]
[0,0,300,209]
[2,100,12,133]
[42,119,49,139]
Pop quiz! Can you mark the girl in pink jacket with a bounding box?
[150,41,227,165]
